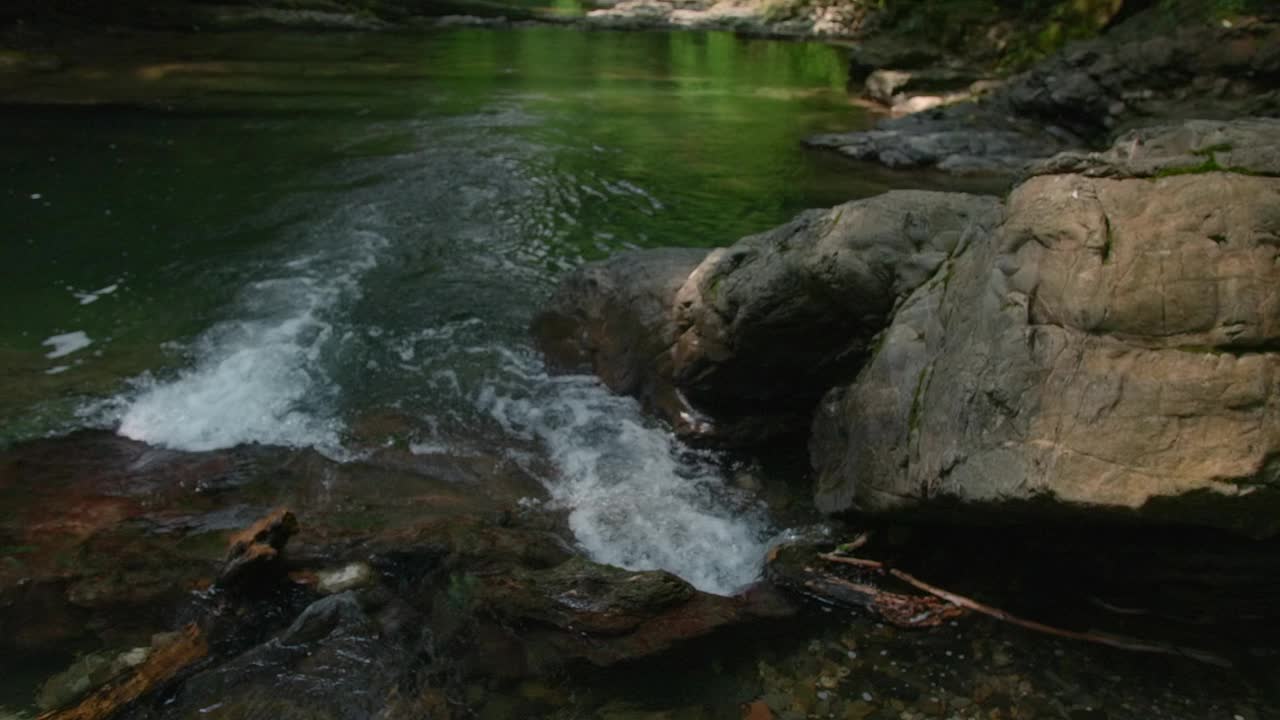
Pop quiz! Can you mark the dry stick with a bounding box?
[818,553,885,570]
[834,532,871,554]
[888,569,1232,668]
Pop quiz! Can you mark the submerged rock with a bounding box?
[813,119,1280,536]
[36,646,150,712]
[476,557,792,669]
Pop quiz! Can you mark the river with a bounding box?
[0,26,928,596]
[3,25,1274,720]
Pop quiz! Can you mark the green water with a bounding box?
[1,26,1277,720]
[0,27,949,445]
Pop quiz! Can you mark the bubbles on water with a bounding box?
[462,345,772,596]
[42,331,92,359]
[113,220,388,458]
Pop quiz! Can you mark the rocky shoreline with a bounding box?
[808,11,1280,175]
[5,429,1279,719]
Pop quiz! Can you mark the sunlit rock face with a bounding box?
[814,119,1280,537]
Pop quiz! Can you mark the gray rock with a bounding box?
[813,120,1280,537]
[809,15,1280,175]
[671,192,1002,421]
[36,646,151,711]
[1032,117,1280,178]
[534,194,1001,445]
[864,68,987,106]
[533,248,706,419]
[806,108,1074,176]
[280,592,376,645]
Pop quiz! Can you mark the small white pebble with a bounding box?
[861,692,873,702]
[847,651,857,659]
[30,193,42,200]
[1234,715,1245,720]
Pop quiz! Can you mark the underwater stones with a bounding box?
[35,647,149,712]
[1031,117,1280,178]
[474,556,793,669]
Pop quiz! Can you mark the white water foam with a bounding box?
[472,347,771,596]
[115,228,387,456]
[43,331,92,359]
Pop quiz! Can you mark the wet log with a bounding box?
[37,624,208,720]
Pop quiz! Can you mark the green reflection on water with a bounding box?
[0,26,960,444]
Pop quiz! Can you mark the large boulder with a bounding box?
[813,119,1280,537]
[532,248,706,434]
[670,192,1002,435]
[534,192,1002,445]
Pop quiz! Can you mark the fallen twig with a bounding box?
[889,569,1231,668]
[833,532,871,555]
[818,553,884,570]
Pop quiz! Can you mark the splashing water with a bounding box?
[473,347,773,596]
[115,224,388,457]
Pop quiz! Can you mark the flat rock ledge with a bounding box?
[537,118,1280,537]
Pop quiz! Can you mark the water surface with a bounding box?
[0,26,913,594]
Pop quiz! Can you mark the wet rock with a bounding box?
[670,191,1001,443]
[532,248,707,430]
[115,602,394,720]
[864,68,987,107]
[36,647,149,712]
[218,508,298,588]
[813,119,1280,537]
[315,561,375,595]
[806,109,1073,176]
[1031,117,1280,178]
[582,0,868,38]
[809,15,1280,174]
[534,194,1002,446]
[476,556,794,669]
[278,592,376,645]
